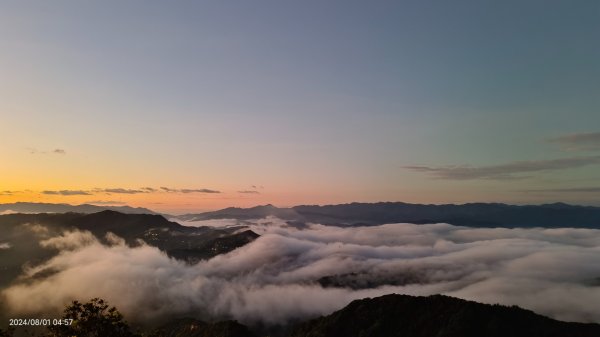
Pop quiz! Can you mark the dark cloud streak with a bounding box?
[42,190,92,196]
[34,187,221,196]
[87,200,128,205]
[180,189,221,194]
[525,187,600,193]
[26,148,66,155]
[161,187,221,194]
[102,188,146,194]
[549,132,600,151]
[404,156,600,180]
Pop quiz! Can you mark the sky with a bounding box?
[1,0,599,213]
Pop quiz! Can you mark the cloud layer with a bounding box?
[27,148,66,155]
[549,132,600,151]
[160,187,221,194]
[404,156,600,180]
[2,219,600,326]
[42,190,92,196]
[30,187,223,197]
[238,190,260,194]
[526,187,600,193]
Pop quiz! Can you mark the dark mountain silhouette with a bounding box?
[68,210,182,237]
[179,202,600,228]
[0,211,258,286]
[149,318,257,337]
[165,230,259,262]
[178,204,299,222]
[292,202,600,228]
[290,294,600,337]
[79,294,600,337]
[6,294,598,337]
[0,202,160,215]
[8,200,600,228]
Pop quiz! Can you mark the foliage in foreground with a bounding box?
[45,298,138,337]
[1,298,255,337]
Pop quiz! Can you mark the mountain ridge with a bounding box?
[143,294,600,337]
[0,211,259,286]
[5,201,600,228]
[289,293,600,337]
[178,201,600,228]
[0,202,162,216]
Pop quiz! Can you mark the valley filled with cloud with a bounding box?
[3,217,599,328]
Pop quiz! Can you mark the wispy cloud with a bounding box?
[42,190,92,196]
[27,148,67,155]
[549,132,600,151]
[525,187,600,193]
[161,187,221,194]
[404,156,600,180]
[102,188,146,194]
[238,190,260,194]
[27,147,42,155]
[87,200,128,205]
[180,189,221,194]
[34,187,221,196]
[160,187,176,192]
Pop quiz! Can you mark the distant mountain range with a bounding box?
[4,201,600,229]
[0,202,160,215]
[178,202,600,228]
[178,204,299,222]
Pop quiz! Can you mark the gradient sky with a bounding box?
[1,1,599,213]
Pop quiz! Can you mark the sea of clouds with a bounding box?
[2,217,600,326]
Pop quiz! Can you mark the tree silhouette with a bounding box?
[46,298,138,337]
[0,327,14,337]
